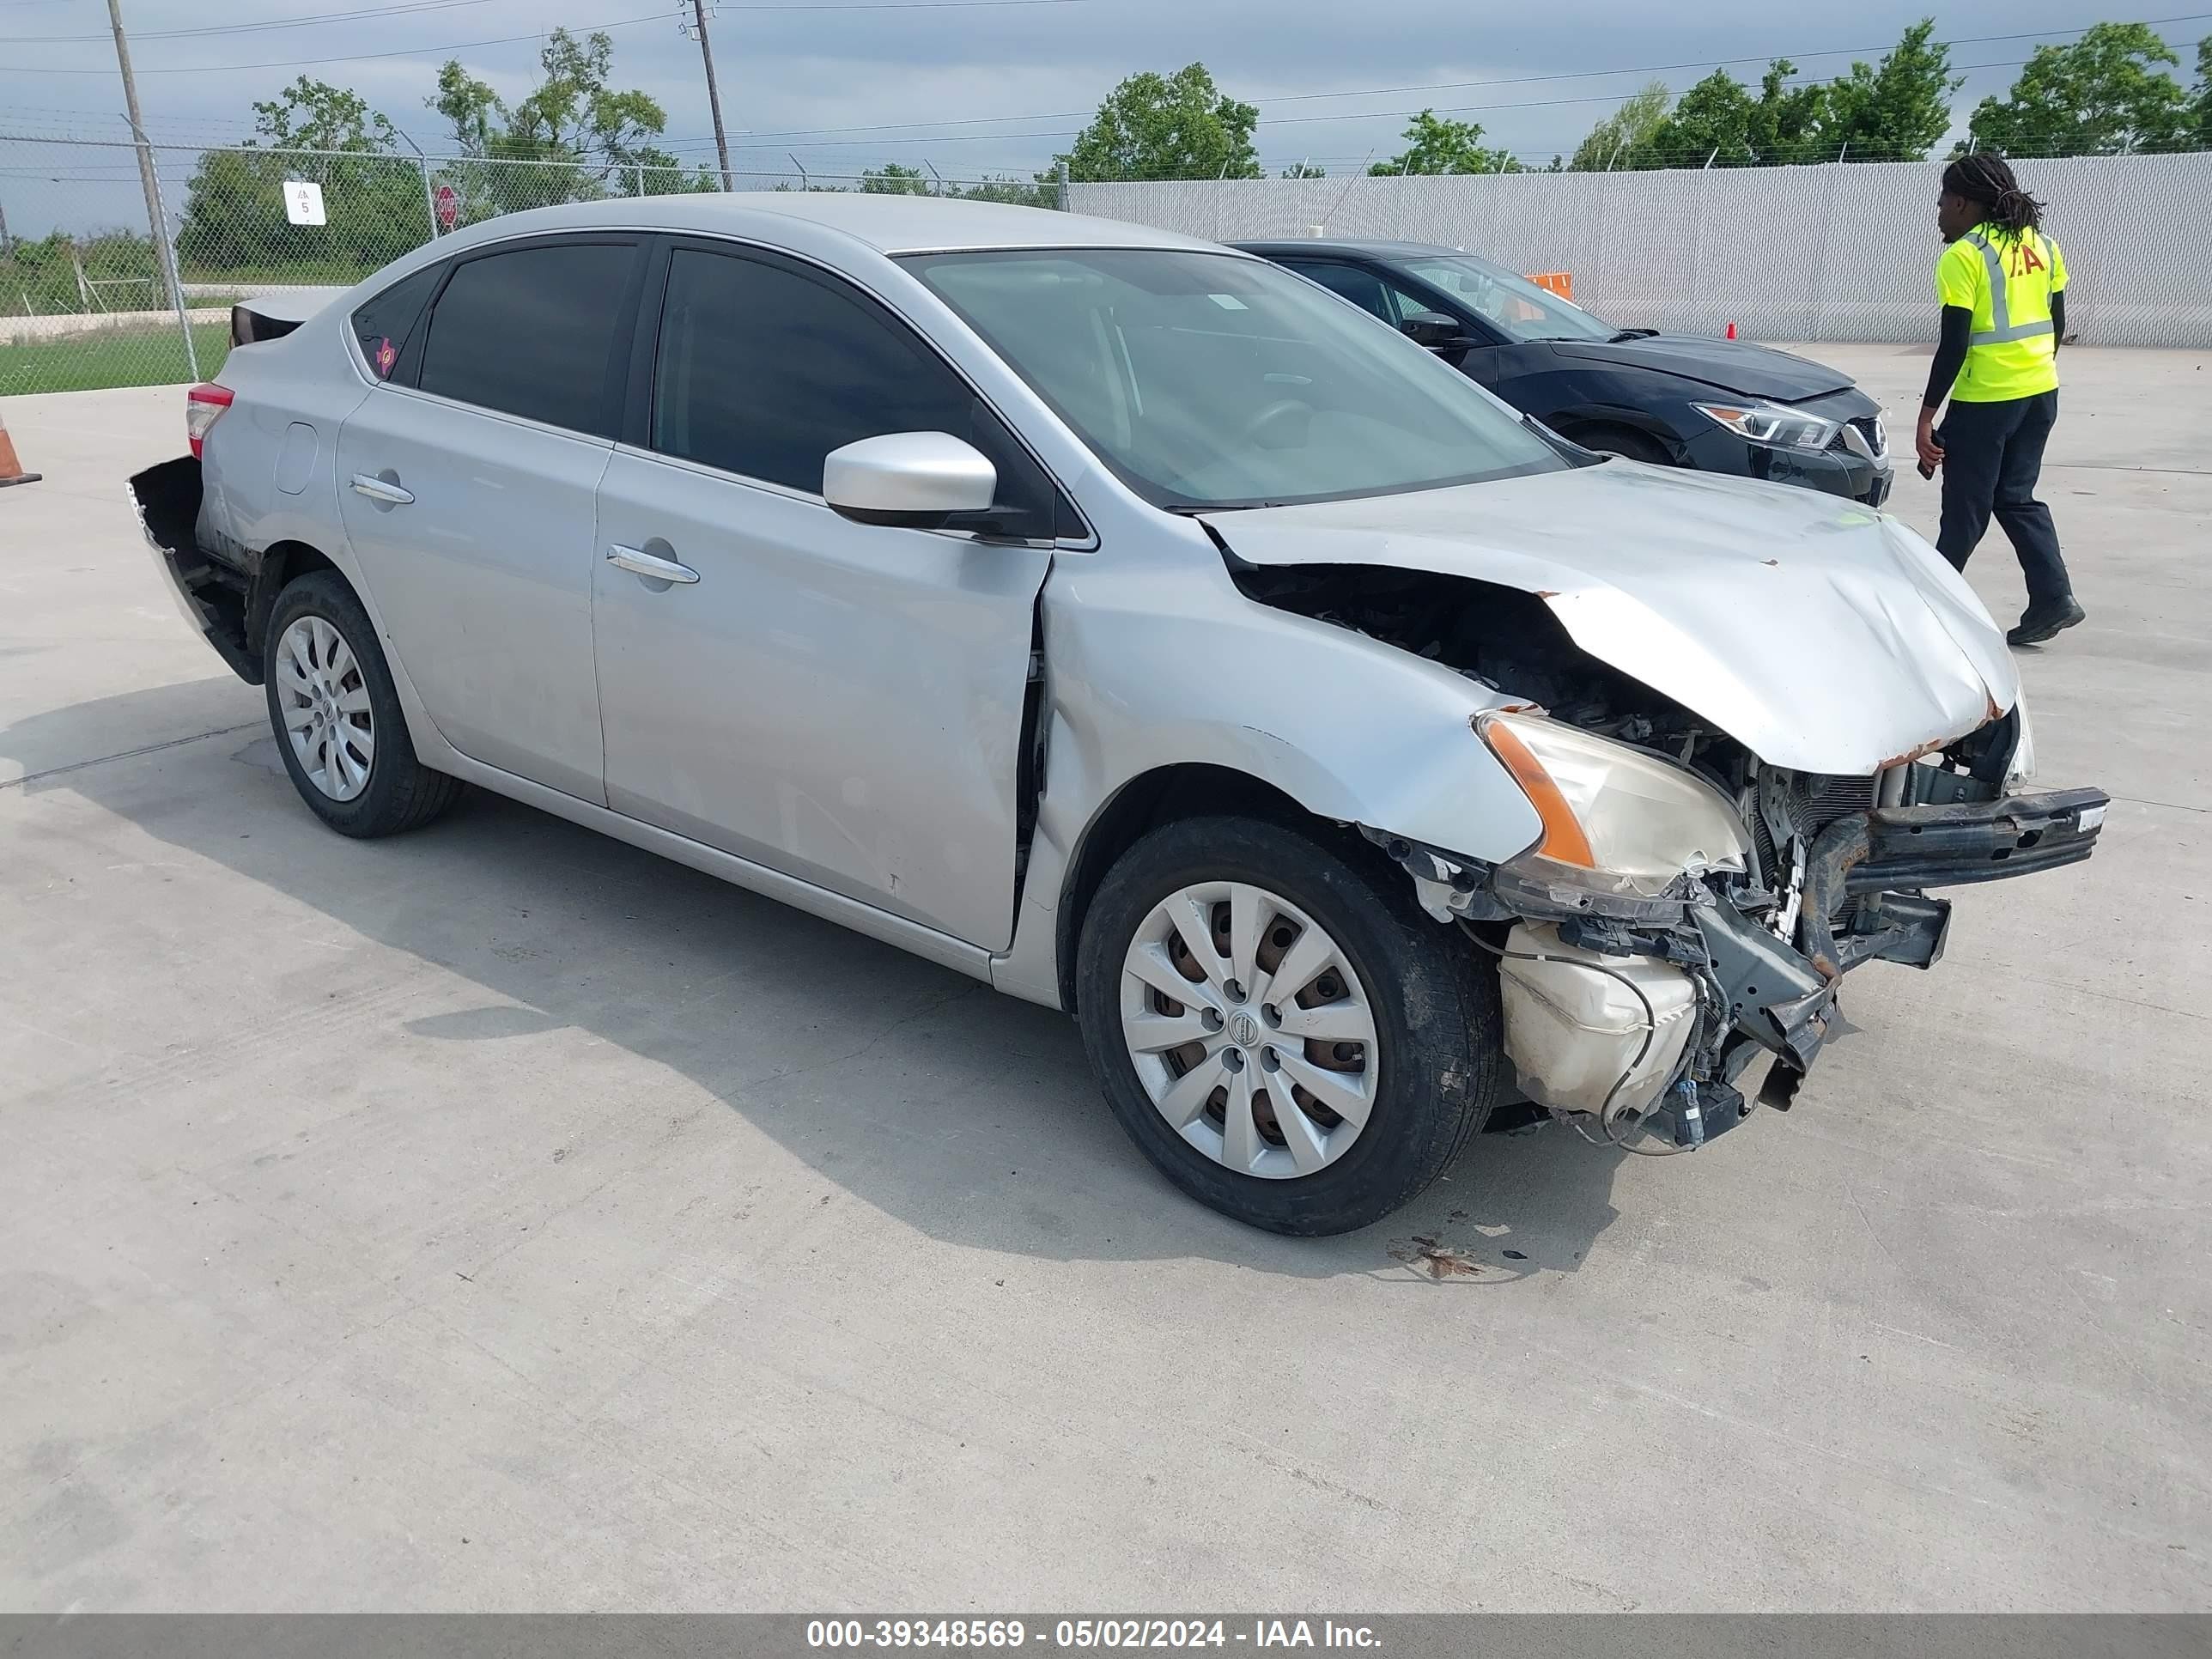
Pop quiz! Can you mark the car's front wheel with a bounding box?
[264,570,461,837]
[1076,815,1501,1235]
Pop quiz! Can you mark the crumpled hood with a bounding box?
[1202,460,2020,775]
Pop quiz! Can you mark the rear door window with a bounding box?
[648,245,1062,538]
[349,264,442,382]
[416,240,638,434]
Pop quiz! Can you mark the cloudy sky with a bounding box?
[0,0,2200,193]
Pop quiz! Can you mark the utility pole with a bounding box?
[105,0,189,343]
[684,0,735,192]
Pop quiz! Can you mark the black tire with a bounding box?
[1581,426,1673,465]
[263,569,462,838]
[1076,815,1501,1236]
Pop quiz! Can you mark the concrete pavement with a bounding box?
[1,349,2206,1611]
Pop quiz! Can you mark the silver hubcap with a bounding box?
[276,614,374,803]
[1120,881,1379,1180]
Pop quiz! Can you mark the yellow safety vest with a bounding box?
[1935,222,2067,403]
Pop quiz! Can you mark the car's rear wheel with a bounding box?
[1076,815,1500,1235]
[264,570,461,837]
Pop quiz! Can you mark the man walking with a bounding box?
[1914,154,2083,647]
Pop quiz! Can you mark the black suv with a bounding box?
[1237,239,1892,507]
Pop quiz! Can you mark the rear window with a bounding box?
[349,264,441,381]
[415,241,635,434]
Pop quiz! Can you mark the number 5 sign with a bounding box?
[283,179,327,227]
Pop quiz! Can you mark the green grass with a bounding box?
[0,321,233,395]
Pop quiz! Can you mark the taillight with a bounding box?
[185,382,234,459]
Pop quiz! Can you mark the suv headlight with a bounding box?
[1692,399,1839,453]
[1480,713,1751,898]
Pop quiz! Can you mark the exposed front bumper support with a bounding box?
[1799,787,2109,981]
[1409,779,2112,1140]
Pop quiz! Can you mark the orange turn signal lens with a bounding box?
[1480,716,1596,869]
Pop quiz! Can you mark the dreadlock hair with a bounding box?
[1943,154,2045,238]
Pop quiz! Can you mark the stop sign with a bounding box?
[434,184,458,229]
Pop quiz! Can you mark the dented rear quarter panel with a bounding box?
[197,305,370,579]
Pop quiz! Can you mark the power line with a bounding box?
[0,0,1091,70]
[3,0,502,45]
[616,48,2113,156]
[633,12,2212,149]
[3,8,671,73]
[0,0,1092,44]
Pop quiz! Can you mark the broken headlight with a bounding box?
[1692,399,1840,453]
[1480,712,1752,898]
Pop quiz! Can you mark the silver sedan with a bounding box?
[132,195,2106,1233]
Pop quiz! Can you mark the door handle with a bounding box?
[607,544,700,585]
[349,473,414,505]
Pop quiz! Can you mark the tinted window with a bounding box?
[1400,253,1614,343]
[1285,261,1458,332]
[416,241,635,432]
[650,247,1056,536]
[350,264,441,381]
[1283,261,1393,323]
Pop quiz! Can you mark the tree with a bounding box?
[860,162,932,195]
[1056,64,1260,181]
[428,29,682,217]
[1823,20,1959,161]
[179,78,424,281]
[248,75,398,155]
[505,29,676,173]
[2188,35,2211,143]
[956,174,1060,208]
[431,60,502,155]
[1745,61,1832,165]
[1371,109,1514,174]
[1570,81,1669,171]
[1645,68,1759,167]
[1645,60,1828,167]
[1279,161,1327,179]
[1960,21,2192,156]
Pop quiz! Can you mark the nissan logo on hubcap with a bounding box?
[1229,1012,1260,1048]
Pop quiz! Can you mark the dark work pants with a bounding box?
[1936,389,2073,607]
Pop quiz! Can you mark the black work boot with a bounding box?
[2007,596,2086,647]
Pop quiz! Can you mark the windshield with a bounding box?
[900,247,1565,511]
[1401,252,1617,343]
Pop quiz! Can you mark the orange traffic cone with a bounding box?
[0,408,40,488]
[1724,321,1738,340]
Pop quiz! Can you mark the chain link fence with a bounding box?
[0,133,1053,396]
[1070,151,2212,349]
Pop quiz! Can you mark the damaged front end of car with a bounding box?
[1363,702,2106,1148]
[1218,539,2107,1153]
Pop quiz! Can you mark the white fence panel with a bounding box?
[1072,154,2212,348]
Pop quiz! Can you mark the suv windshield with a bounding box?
[901,247,1565,511]
[1400,252,1617,344]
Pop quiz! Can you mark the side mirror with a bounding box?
[823,432,996,529]
[1400,313,1476,353]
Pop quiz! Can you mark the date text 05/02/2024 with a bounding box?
[805,1620,1383,1650]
